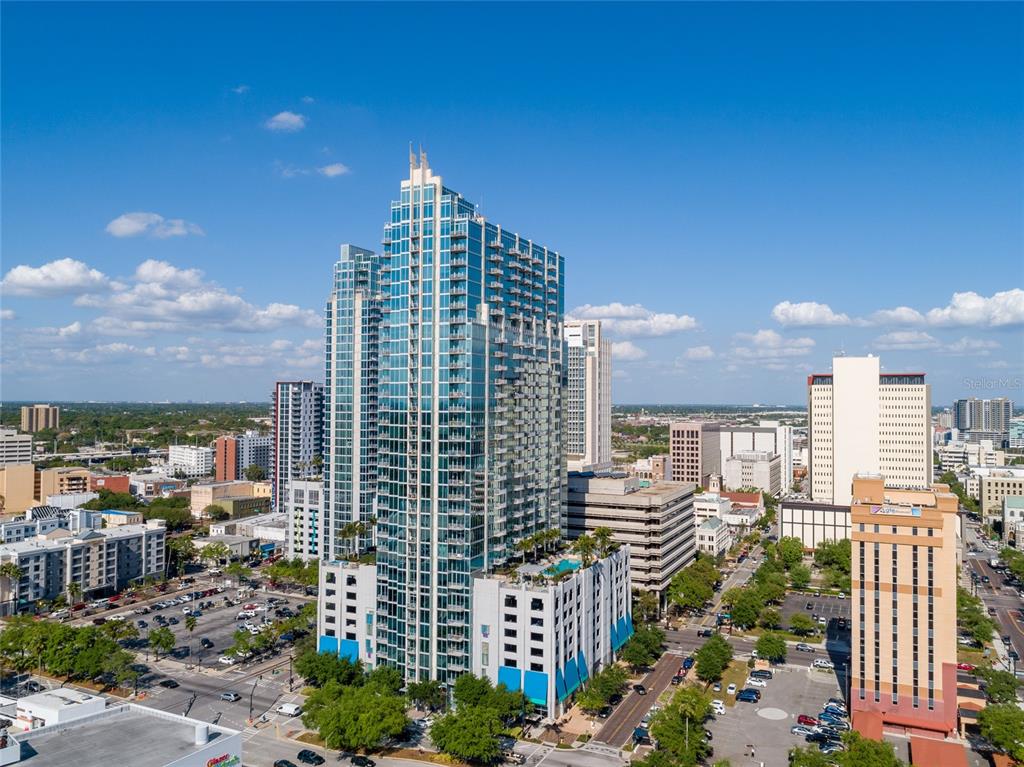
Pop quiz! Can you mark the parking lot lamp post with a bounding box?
[288,653,293,692]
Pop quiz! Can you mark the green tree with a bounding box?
[633,589,660,624]
[777,537,804,570]
[837,731,905,766]
[957,586,995,645]
[647,689,712,765]
[589,664,628,702]
[66,581,83,607]
[976,666,1021,704]
[789,613,817,636]
[695,634,733,683]
[199,540,232,565]
[759,607,781,629]
[593,526,617,557]
[453,672,495,708]
[203,504,230,522]
[366,665,404,694]
[979,703,1024,762]
[621,638,655,671]
[755,631,787,664]
[576,686,608,713]
[184,614,198,659]
[668,561,716,613]
[789,563,811,590]
[407,679,446,712]
[431,706,504,764]
[167,536,197,576]
[730,588,763,629]
[787,746,831,767]
[148,626,175,658]
[757,572,788,605]
[294,650,363,688]
[304,682,409,752]
[244,464,267,481]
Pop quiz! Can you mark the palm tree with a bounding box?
[66,581,83,611]
[545,528,561,553]
[184,614,198,664]
[516,536,534,564]
[0,563,24,612]
[572,534,597,568]
[593,526,615,558]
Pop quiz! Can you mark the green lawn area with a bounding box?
[718,661,751,707]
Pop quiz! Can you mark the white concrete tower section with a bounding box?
[565,319,613,472]
[831,356,881,505]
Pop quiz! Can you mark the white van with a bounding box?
[276,703,301,717]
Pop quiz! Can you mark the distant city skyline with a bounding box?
[1,3,1021,404]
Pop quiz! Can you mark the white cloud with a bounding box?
[318,163,350,178]
[569,302,698,338]
[265,111,306,132]
[231,84,250,94]
[0,309,14,320]
[301,96,315,104]
[872,331,941,351]
[940,337,1000,356]
[610,341,647,361]
[684,345,715,360]
[73,259,321,335]
[866,306,926,326]
[134,259,204,288]
[924,289,1024,328]
[53,342,156,364]
[771,301,851,327]
[1,258,110,297]
[106,212,204,239]
[731,329,815,361]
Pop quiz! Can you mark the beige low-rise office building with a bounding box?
[35,467,91,500]
[850,474,958,737]
[981,471,1024,520]
[189,480,254,516]
[567,473,696,608]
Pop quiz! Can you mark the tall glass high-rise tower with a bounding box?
[375,155,566,683]
[324,245,383,559]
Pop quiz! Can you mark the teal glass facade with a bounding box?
[375,157,566,683]
[324,245,382,559]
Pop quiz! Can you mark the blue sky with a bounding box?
[2,2,1021,405]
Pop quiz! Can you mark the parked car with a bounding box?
[711,699,725,715]
[597,706,612,719]
[137,620,148,628]
[200,638,214,649]
[682,656,695,670]
[633,684,647,696]
[670,675,683,686]
[749,669,773,680]
[726,684,737,696]
[744,677,767,688]
[352,757,377,767]
[296,750,325,766]
[736,690,760,703]
[797,714,818,726]
[218,655,238,666]
[791,725,815,737]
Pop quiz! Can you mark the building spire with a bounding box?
[409,142,417,170]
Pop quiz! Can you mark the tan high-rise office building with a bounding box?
[850,475,958,736]
[20,404,59,433]
[808,356,931,506]
[669,421,721,486]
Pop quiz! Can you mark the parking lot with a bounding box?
[124,588,313,670]
[780,593,851,637]
[705,664,844,765]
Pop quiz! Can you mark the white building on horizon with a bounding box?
[565,319,612,472]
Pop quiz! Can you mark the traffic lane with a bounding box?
[664,628,846,671]
[594,653,682,747]
[696,547,763,628]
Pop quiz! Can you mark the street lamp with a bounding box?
[288,653,294,692]
[248,675,262,722]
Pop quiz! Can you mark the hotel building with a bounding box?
[850,474,959,736]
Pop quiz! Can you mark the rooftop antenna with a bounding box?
[419,145,428,171]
